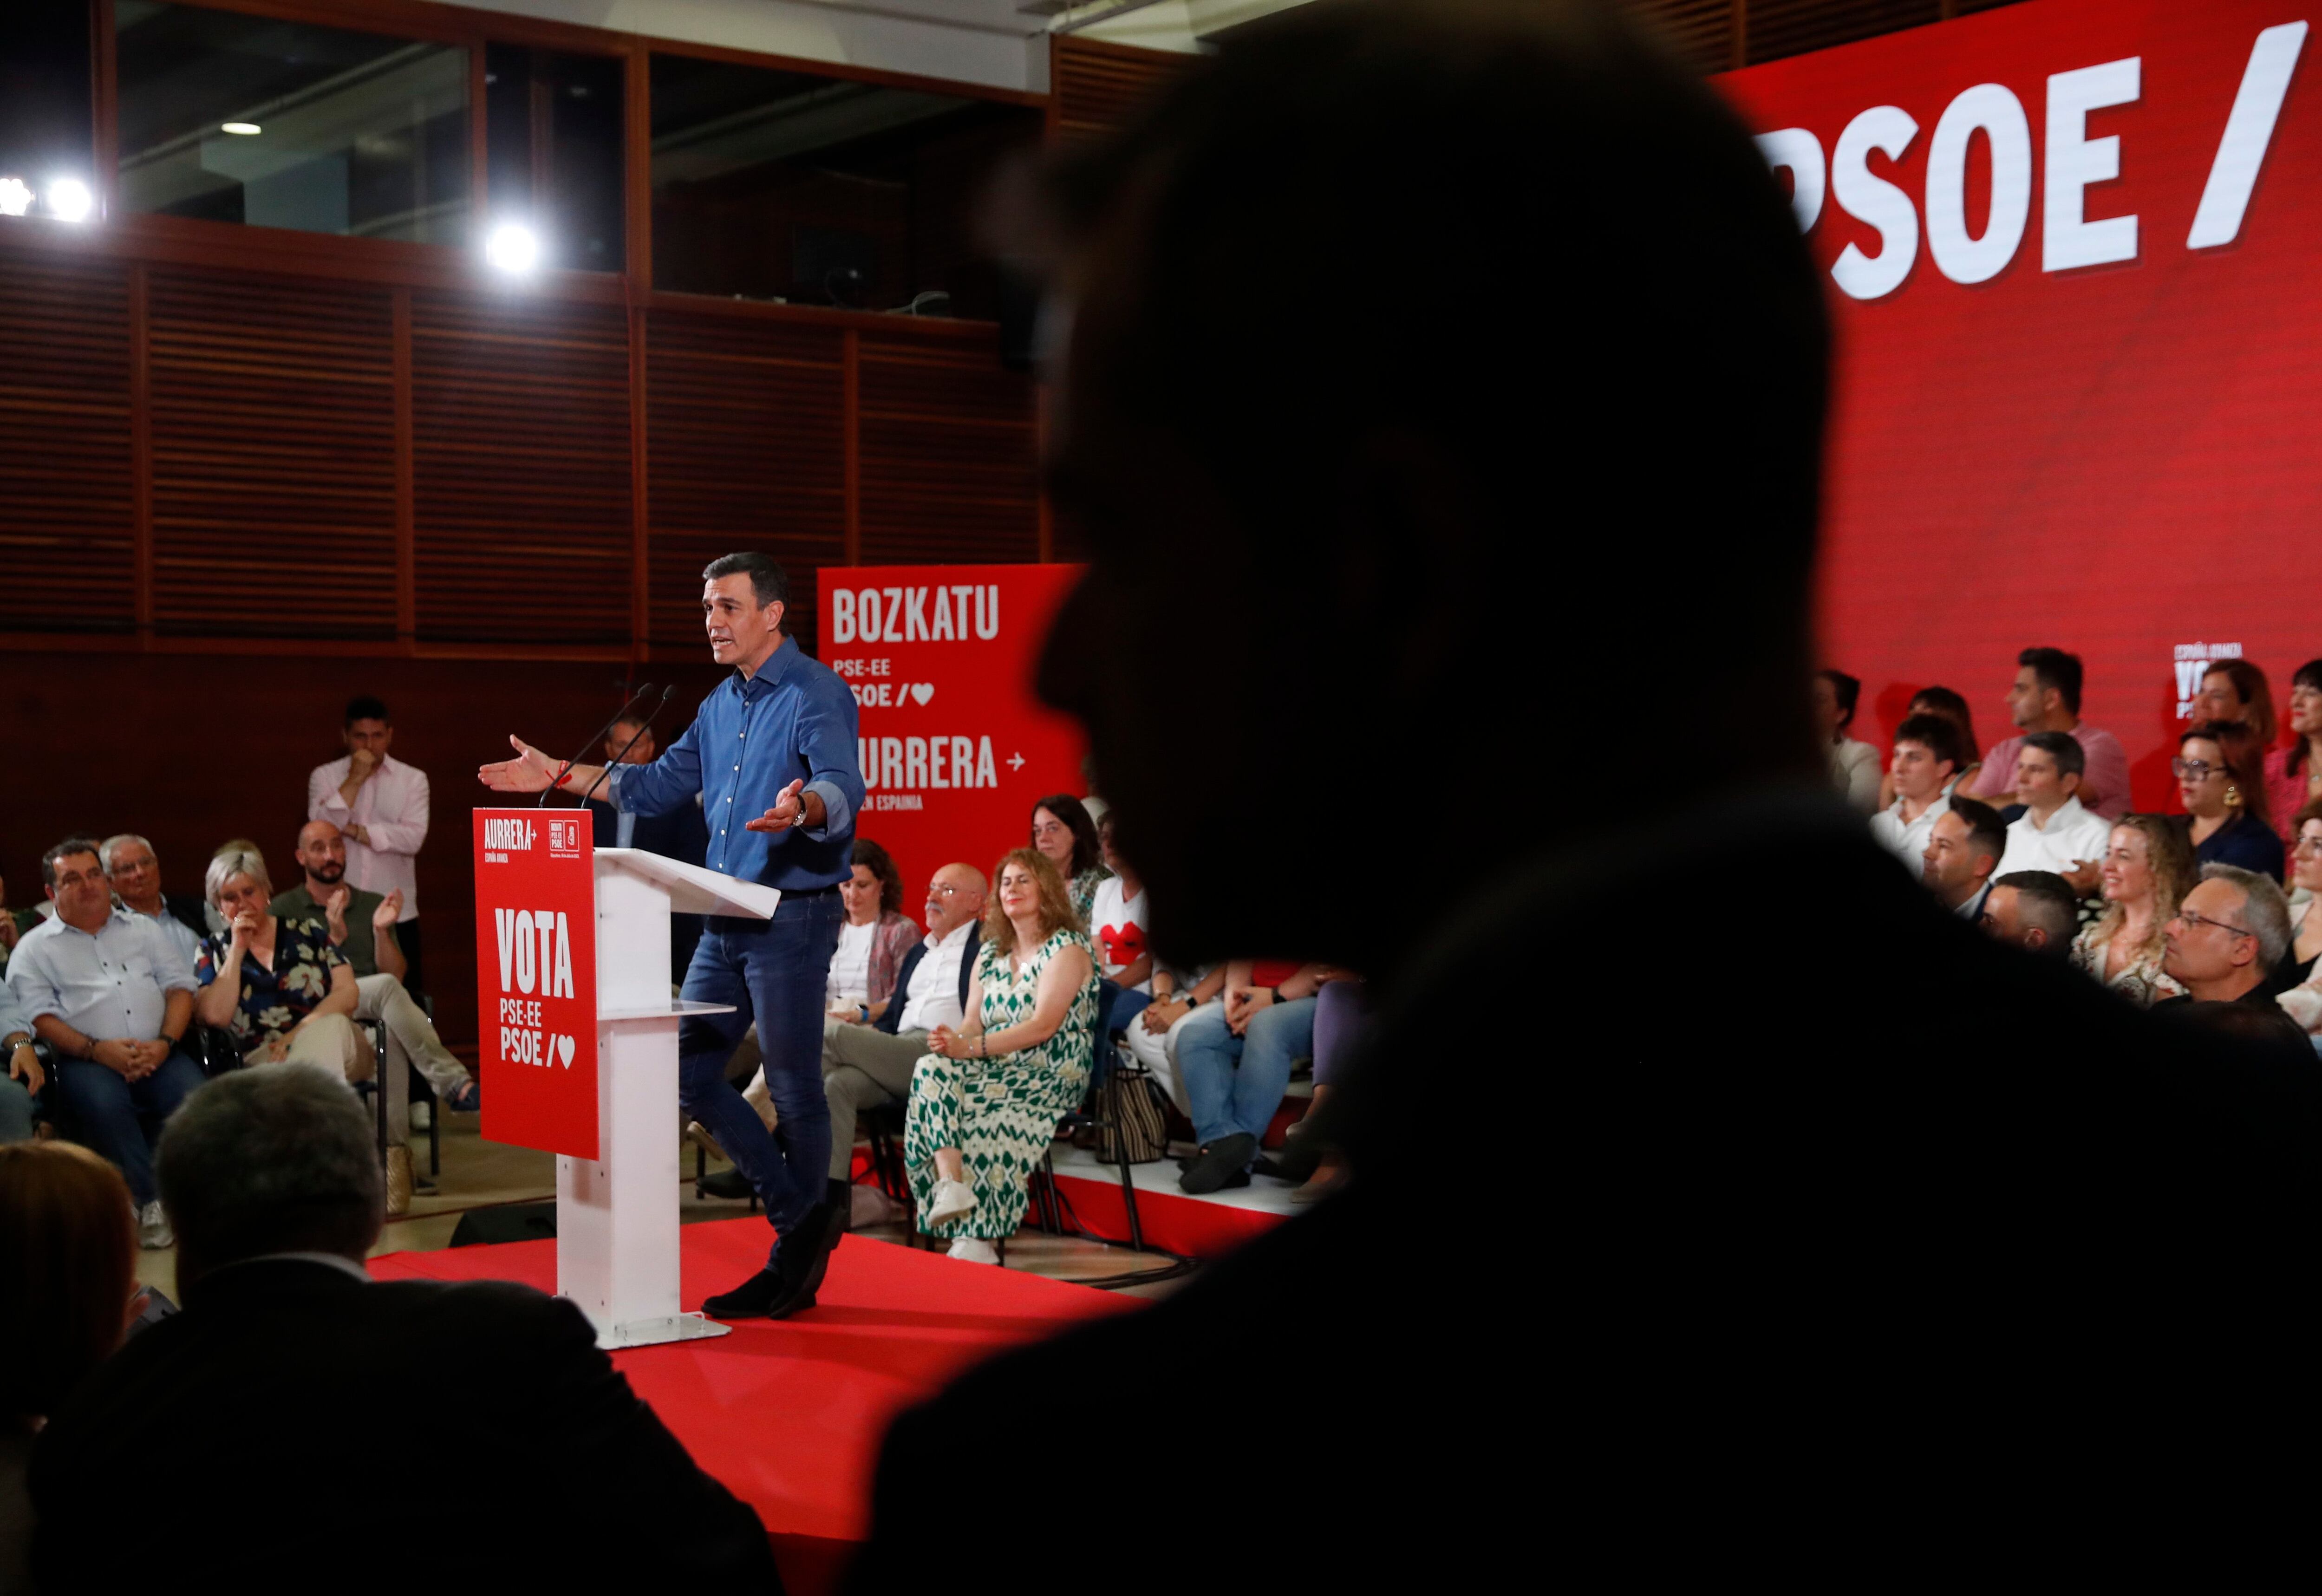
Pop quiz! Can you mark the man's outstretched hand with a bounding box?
[745,779,812,834]
[479,736,559,793]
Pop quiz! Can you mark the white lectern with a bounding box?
[559,847,780,1348]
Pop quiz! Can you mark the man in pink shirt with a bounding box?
[1971,646,2130,821]
[308,695,432,994]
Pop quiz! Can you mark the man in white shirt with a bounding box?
[1871,713,1962,866]
[307,694,430,993]
[820,862,987,1186]
[1994,732,2112,892]
[1922,798,2007,923]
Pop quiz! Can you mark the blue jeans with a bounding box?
[1175,997,1316,1151]
[679,889,844,1254]
[55,1049,206,1205]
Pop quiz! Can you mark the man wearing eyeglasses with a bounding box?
[2159,864,2294,1004]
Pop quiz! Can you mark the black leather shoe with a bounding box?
[702,1269,793,1320]
[697,1168,753,1200]
[1179,1133,1257,1195]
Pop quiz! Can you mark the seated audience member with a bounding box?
[911,850,1098,1263]
[0,982,40,1145]
[1173,958,1338,1194]
[0,874,19,976]
[2193,658,2279,747]
[99,834,207,977]
[2071,816,2197,1006]
[1815,669,1882,814]
[2266,660,2322,845]
[1278,973,1366,1203]
[1994,732,2113,891]
[1922,798,2006,921]
[824,839,922,1027]
[586,712,710,980]
[2281,802,2322,990]
[1972,647,2131,821]
[1122,961,1226,1118]
[26,1068,780,1588]
[1879,688,1983,810]
[816,862,986,1204]
[1871,713,1964,866]
[1090,812,1154,1029]
[277,821,477,1112]
[4,839,203,1247]
[2157,997,2317,1068]
[2177,721,2283,879]
[1029,793,1110,925]
[194,850,374,1151]
[1981,872,2079,958]
[0,1140,137,1589]
[2159,864,2292,1006]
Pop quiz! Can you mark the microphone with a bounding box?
[578,684,674,810]
[537,683,658,808]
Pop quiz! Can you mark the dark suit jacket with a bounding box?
[588,793,710,867]
[31,1259,780,1591]
[163,892,208,939]
[875,926,979,1035]
[848,802,2322,1585]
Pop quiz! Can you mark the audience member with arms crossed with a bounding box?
[3,838,202,1249]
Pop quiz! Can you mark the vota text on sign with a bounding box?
[1753,20,2309,300]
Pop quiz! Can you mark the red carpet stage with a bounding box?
[369,1218,1137,1592]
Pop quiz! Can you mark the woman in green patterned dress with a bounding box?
[910,847,1100,1263]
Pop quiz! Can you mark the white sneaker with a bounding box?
[946,1238,998,1265]
[137,1200,174,1251]
[926,1178,978,1226]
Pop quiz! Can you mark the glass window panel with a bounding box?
[485,44,625,274]
[0,0,96,219]
[115,1,469,245]
[649,53,1040,314]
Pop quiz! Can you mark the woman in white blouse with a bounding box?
[826,839,923,1025]
[1815,669,1882,814]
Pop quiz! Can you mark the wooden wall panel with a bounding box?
[1623,0,2022,70]
[0,254,134,633]
[1050,35,1189,142]
[147,268,398,638]
[644,309,847,657]
[411,292,633,645]
[857,330,1038,565]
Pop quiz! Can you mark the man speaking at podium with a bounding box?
[481,552,865,1320]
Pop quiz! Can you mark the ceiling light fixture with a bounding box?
[485,222,540,273]
[221,121,262,136]
[0,178,31,217]
[49,179,93,222]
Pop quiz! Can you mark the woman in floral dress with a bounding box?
[909,848,1100,1263]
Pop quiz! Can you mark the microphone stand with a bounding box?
[577,685,674,809]
[537,683,658,807]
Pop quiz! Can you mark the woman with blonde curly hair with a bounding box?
[2070,814,2198,1006]
[908,848,1100,1264]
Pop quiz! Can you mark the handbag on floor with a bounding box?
[1096,1066,1170,1166]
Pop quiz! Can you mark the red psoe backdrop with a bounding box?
[473,809,600,1160]
[818,564,1089,904]
[1717,0,2322,806]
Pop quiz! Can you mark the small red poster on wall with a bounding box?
[473,808,599,1160]
[818,563,1089,906]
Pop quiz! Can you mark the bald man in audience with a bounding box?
[274,821,478,1117]
[1982,871,2078,958]
[2160,864,2293,1005]
[821,862,985,1196]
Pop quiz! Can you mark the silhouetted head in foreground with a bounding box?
[1035,0,1829,981]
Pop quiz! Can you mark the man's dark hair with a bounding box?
[344,695,390,726]
[2018,647,2084,715]
[1818,669,1861,731]
[1948,797,2008,870]
[2020,730,2086,781]
[158,1068,384,1286]
[40,837,103,889]
[1894,713,1964,773]
[703,552,790,613]
[1994,870,2078,952]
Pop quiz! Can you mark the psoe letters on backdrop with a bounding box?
[830,585,1001,645]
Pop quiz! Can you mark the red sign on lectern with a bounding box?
[473,808,599,1160]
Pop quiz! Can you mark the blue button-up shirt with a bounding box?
[609,637,865,894]
[5,908,198,1042]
